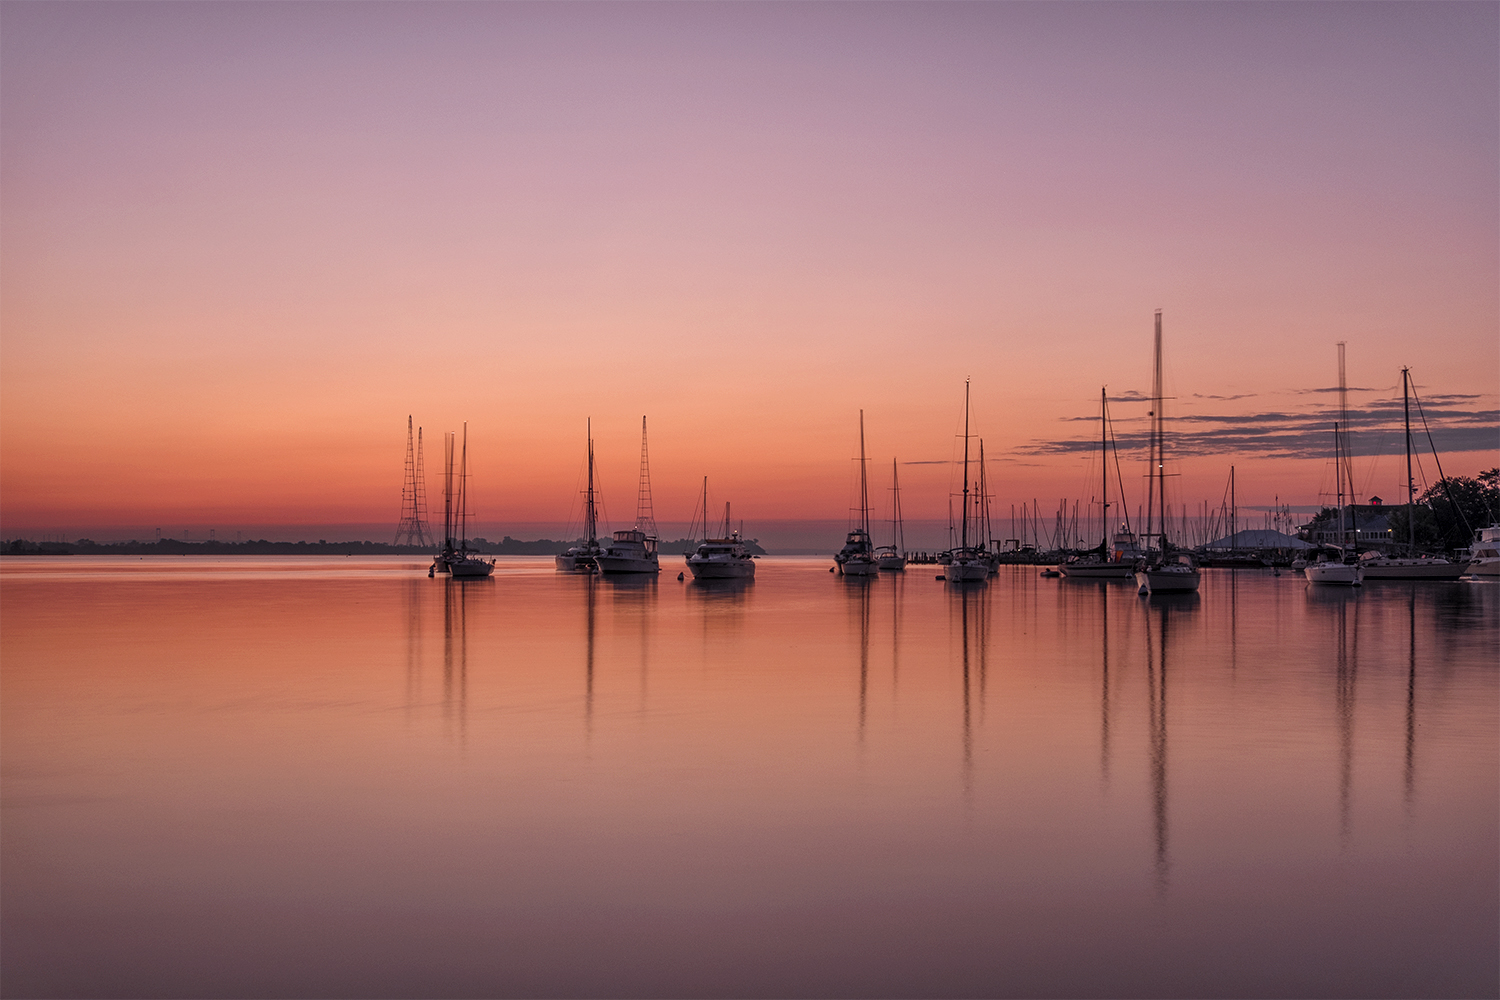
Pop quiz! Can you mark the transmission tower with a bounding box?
[395,415,432,547]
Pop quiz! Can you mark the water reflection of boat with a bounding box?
[1133,313,1199,595]
[835,411,879,576]
[556,419,605,573]
[596,417,661,575]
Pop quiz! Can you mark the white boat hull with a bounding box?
[946,560,990,582]
[878,555,907,571]
[595,554,659,574]
[1135,567,1201,593]
[1467,559,1500,577]
[687,558,755,579]
[1305,562,1363,586]
[449,558,495,578]
[840,557,879,576]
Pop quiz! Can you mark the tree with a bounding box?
[1390,471,1500,552]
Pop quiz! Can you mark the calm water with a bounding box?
[2,557,1496,998]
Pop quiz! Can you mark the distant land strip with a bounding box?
[1,537,768,557]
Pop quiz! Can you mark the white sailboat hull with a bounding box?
[878,555,907,571]
[1305,562,1363,586]
[688,557,755,579]
[1135,566,1201,593]
[946,559,990,582]
[1060,561,1135,580]
[840,557,879,576]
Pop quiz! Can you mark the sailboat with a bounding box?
[1305,420,1363,586]
[1062,387,1141,579]
[594,417,661,575]
[437,423,496,579]
[686,479,756,580]
[834,410,879,576]
[556,419,605,572]
[876,458,907,571]
[946,379,991,583]
[1357,368,1465,580]
[1133,312,1200,595]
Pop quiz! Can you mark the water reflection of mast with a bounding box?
[1100,583,1111,788]
[1145,599,1170,893]
[960,588,974,798]
[857,580,871,743]
[1335,595,1358,844]
[585,575,597,738]
[406,578,423,714]
[1405,588,1416,810]
[443,579,468,740]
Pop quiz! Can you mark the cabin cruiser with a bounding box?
[835,527,879,576]
[687,531,756,580]
[1467,526,1500,577]
[595,528,660,575]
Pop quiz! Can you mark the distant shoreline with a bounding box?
[1,536,771,558]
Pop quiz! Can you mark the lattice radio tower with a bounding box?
[394,415,433,547]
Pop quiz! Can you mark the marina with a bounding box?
[2,555,1494,997]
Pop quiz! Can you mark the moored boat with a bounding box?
[876,457,907,571]
[1133,311,1199,595]
[1466,525,1500,577]
[686,483,755,580]
[595,417,661,575]
[431,423,495,578]
[945,378,989,583]
[556,419,604,572]
[834,411,879,577]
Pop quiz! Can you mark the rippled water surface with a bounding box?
[3,556,1496,998]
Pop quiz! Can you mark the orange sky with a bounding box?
[2,3,1496,541]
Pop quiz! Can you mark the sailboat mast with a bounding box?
[961,379,971,550]
[892,458,905,555]
[1335,421,1345,545]
[1146,311,1164,550]
[585,418,596,546]
[443,431,455,549]
[1231,465,1236,554]
[1403,367,1414,551]
[459,422,468,548]
[858,409,870,536]
[1100,386,1109,548]
[635,416,656,539]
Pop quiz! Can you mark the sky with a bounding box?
[2,1,1496,545]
